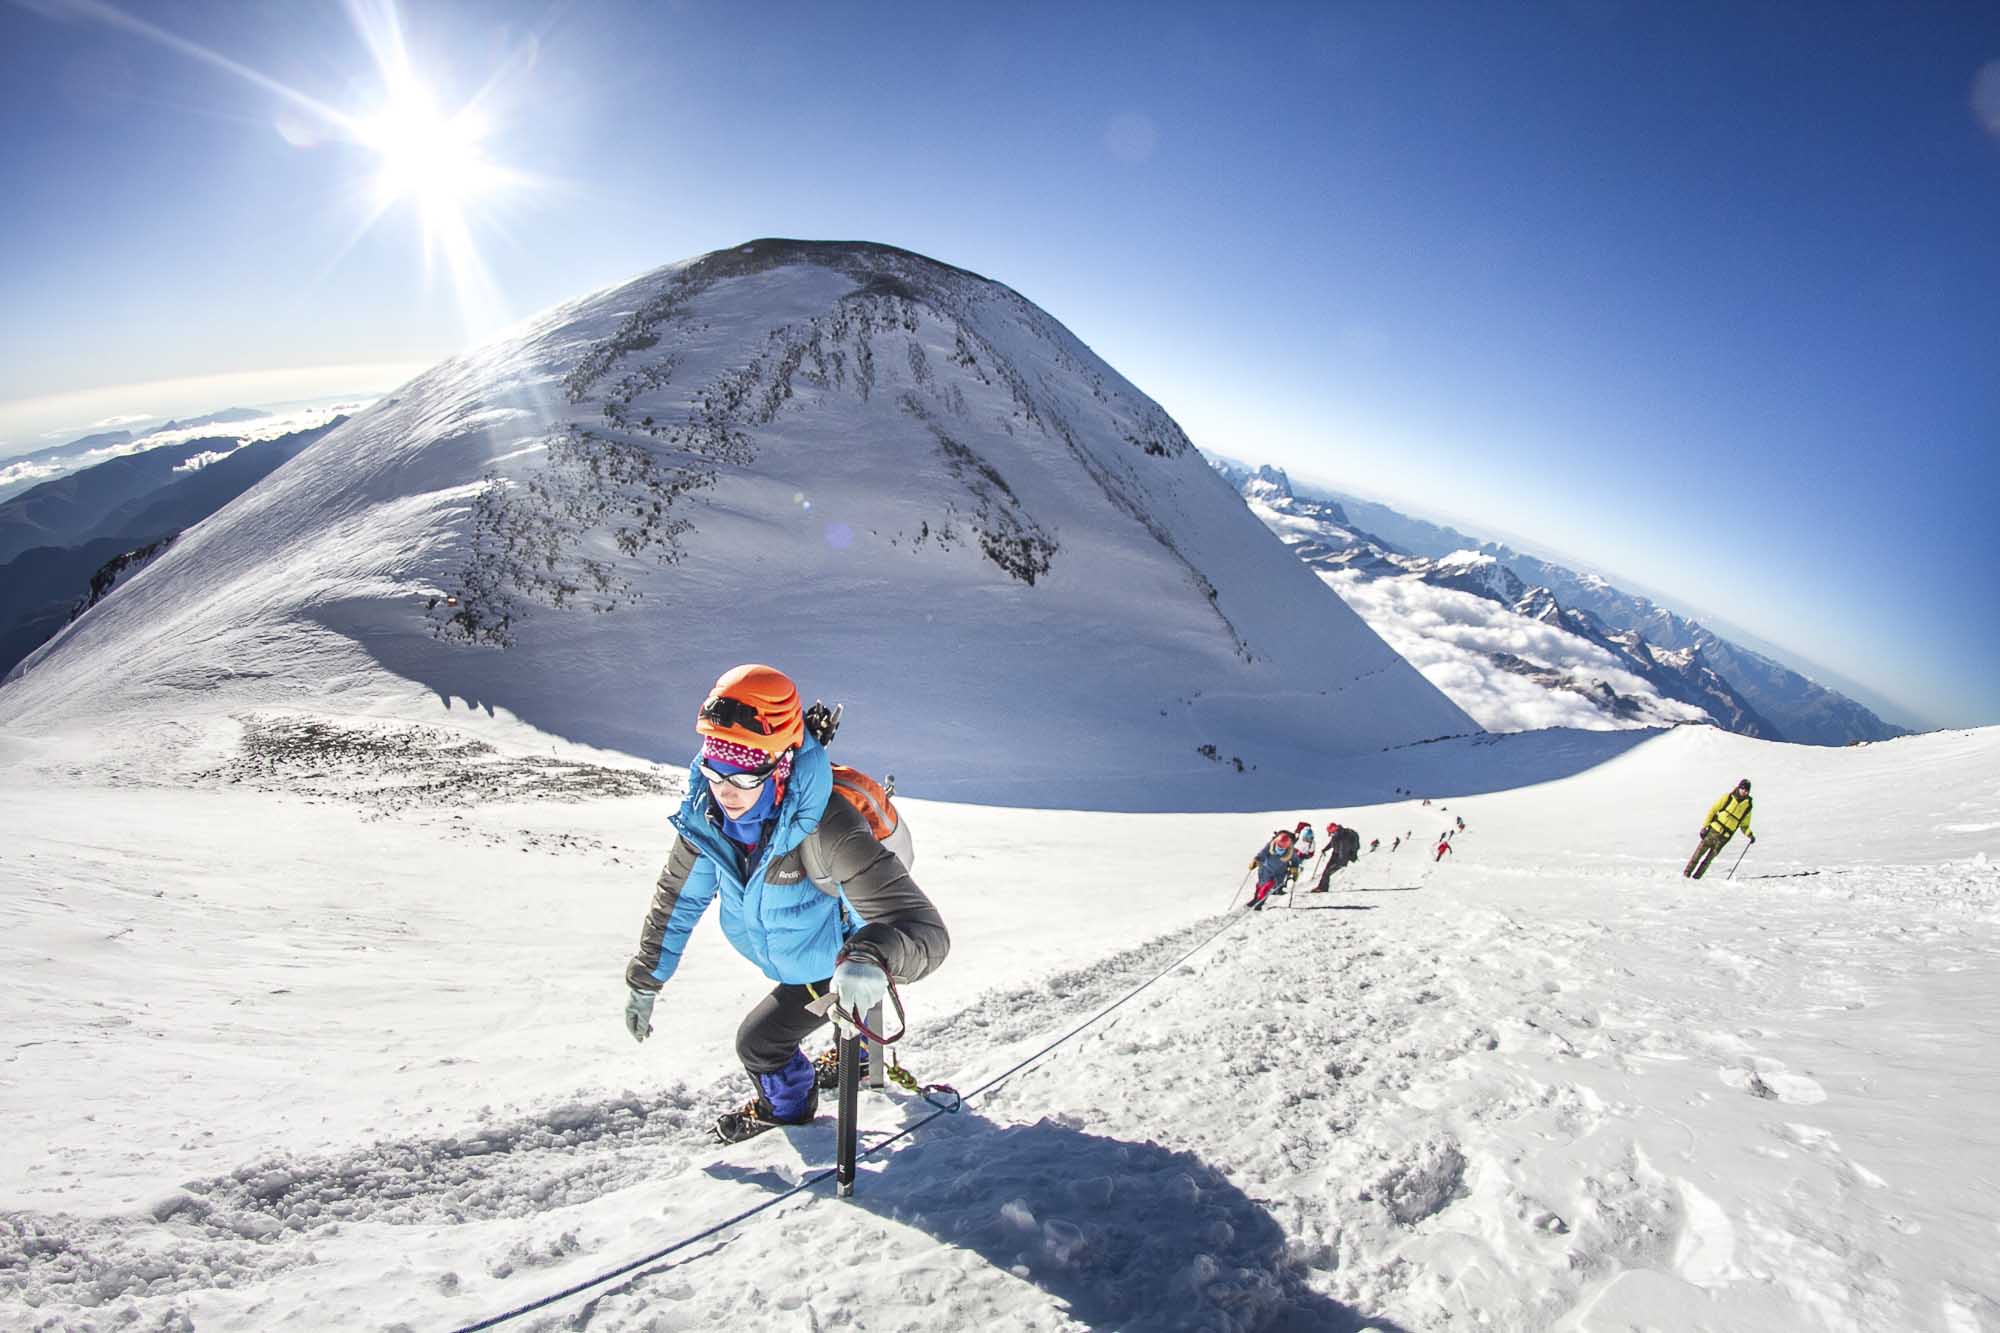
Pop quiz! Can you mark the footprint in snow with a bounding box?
[1719,1060,1825,1105]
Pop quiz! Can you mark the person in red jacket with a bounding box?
[1434,833,1453,862]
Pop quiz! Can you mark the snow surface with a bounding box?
[3,715,1995,1331]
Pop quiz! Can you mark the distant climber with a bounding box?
[1684,778,1755,879]
[1311,821,1363,892]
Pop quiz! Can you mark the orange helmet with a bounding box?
[696,664,805,754]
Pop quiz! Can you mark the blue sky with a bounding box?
[3,0,1996,728]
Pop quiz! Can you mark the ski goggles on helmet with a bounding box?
[700,694,773,736]
[699,759,779,790]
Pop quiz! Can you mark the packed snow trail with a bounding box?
[11,852,1994,1331]
[3,721,1997,1330]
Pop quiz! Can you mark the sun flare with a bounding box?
[360,88,497,216]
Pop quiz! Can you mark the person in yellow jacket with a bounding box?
[1684,778,1756,878]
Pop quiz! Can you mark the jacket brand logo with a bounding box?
[767,869,802,883]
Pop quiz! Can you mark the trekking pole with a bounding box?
[1224,865,1253,911]
[1724,841,1752,881]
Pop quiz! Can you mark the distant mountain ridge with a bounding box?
[0,421,341,677]
[0,408,285,504]
[1219,461,1898,745]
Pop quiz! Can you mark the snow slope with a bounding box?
[2,717,1994,1331]
[0,240,1472,810]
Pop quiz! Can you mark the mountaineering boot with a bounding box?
[815,1042,870,1090]
[715,1049,820,1143]
[714,1086,821,1144]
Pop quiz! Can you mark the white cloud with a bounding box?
[0,362,424,454]
[0,402,364,494]
[173,448,239,473]
[1320,569,1713,733]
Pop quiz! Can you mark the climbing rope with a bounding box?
[448,903,1256,1332]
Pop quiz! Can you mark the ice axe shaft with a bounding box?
[1725,840,1752,881]
[834,1027,859,1196]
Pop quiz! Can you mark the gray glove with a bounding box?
[624,987,656,1043]
[831,957,887,1017]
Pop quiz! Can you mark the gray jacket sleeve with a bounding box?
[624,834,709,993]
[814,797,949,984]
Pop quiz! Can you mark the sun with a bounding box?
[359,86,498,219]
[342,62,526,335]
[41,0,538,341]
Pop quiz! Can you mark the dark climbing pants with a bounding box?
[1684,828,1730,879]
[736,978,834,1075]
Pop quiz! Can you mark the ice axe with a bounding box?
[1724,839,1754,881]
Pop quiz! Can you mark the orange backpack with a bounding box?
[831,763,901,842]
[798,702,916,894]
[801,761,916,897]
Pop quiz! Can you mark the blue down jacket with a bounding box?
[1251,839,1294,885]
[624,734,948,990]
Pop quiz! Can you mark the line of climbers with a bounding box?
[617,661,1765,1141]
[1246,818,1370,910]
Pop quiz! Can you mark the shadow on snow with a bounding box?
[688,1107,1407,1333]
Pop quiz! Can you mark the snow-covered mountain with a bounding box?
[1221,461,1890,744]
[0,240,1473,808]
[1505,587,1780,739]
[1227,466,1747,735]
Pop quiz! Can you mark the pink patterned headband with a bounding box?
[701,734,794,783]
